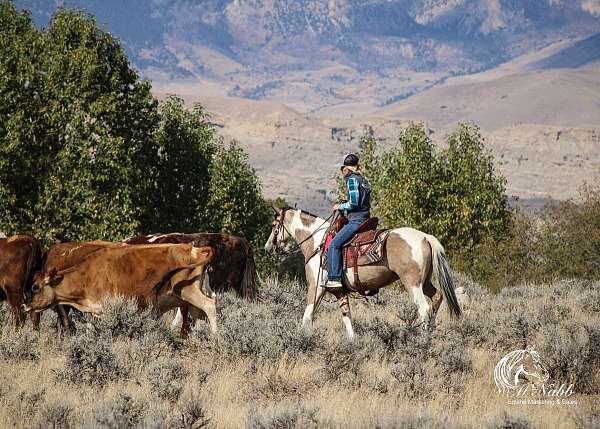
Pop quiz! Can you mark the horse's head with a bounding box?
[519,346,550,386]
[264,206,295,254]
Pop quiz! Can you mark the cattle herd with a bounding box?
[0,232,260,335]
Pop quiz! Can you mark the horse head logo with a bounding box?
[494,345,550,396]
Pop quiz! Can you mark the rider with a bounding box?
[323,153,371,291]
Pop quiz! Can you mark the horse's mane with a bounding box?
[282,206,324,220]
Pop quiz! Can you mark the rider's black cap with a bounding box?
[336,153,359,170]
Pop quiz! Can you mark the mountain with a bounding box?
[16,1,600,111]
[13,1,600,212]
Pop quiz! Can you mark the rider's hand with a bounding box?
[333,203,340,211]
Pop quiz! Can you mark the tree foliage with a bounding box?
[0,5,271,253]
[357,123,511,257]
[0,6,158,241]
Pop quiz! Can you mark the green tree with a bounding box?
[147,97,216,233]
[205,142,270,243]
[354,123,510,259]
[441,124,510,251]
[0,5,159,242]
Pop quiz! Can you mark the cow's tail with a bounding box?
[240,239,260,301]
[425,234,461,319]
[22,239,43,299]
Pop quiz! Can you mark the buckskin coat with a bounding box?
[22,242,217,333]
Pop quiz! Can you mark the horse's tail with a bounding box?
[240,239,260,301]
[425,234,461,319]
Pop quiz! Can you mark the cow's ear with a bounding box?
[49,273,63,287]
[45,268,63,287]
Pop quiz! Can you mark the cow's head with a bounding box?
[21,268,62,313]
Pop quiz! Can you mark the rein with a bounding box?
[271,208,334,263]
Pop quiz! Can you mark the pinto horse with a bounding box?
[264,207,461,338]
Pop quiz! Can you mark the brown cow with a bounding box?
[22,242,217,334]
[123,233,259,299]
[0,235,42,326]
[124,233,260,333]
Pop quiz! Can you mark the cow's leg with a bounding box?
[171,307,183,329]
[179,268,217,333]
[56,305,72,334]
[30,311,41,330]
[179,305,190,338]
[5,288,24,327]
[188,306,208,331]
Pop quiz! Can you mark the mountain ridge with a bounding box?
[17,0,600,111]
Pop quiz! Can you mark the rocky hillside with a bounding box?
[18,1,600,110]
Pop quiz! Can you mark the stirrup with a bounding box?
[323,280,343,290]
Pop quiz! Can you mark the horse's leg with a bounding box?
[334,292,355,339]
[386,232,435,329]
[301,264,323,328]
[423,280,442,328]
[410,283,433,329]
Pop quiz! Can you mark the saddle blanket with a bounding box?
[322,229,390,270]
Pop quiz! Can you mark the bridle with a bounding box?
[270,207,334,263]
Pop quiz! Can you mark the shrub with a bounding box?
[146,357,187,401]
[465,185,600,289]
[485,412,533,429]
[85,393,144,429]
[31,398,73,429]
[59,331,124,385]
[365,410,459,429]
[217,283,324,360]
[81,297,174,344]
[390,327,471,399]
[168,396,210,429]
[246,404,319,429]
[0,326,39,361]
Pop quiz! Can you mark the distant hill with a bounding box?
[15,1,600,213]
[16,1,600,111]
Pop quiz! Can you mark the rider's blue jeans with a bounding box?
[327,217,364,282]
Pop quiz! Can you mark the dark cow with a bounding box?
[22,242,217,334]
[0,235,42,325]
[124,233,259,300]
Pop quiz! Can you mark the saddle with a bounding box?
[321,216,390,293]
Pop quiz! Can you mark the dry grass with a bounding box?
[0,276,598,429]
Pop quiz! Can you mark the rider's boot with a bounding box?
[322,279,343,291]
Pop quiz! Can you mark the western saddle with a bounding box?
[322,215,390,293]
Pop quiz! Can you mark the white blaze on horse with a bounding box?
[264,207,461,338]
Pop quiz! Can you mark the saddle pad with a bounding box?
[321,229,390,270]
